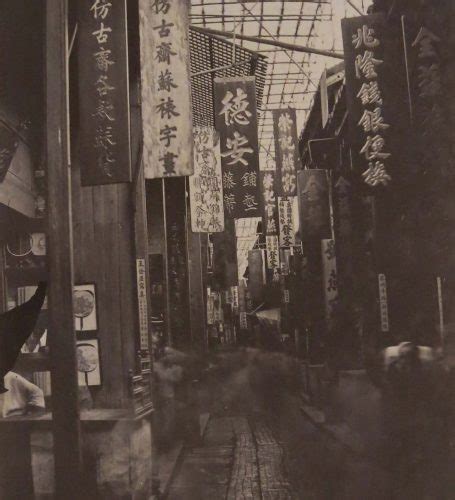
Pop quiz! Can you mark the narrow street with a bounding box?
[166,350,391,500]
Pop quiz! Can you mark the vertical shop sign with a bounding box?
[260,170,279,235]
[342,14,404,187]
[273,108,299,196]
[297,170,331,243]
[321,239,338,327]
[408,21,451,177]
[189,127,224,232]
[136,259,149,350]
[207,288,214,325]
[78,0,131,185]
[278,197,296,247]
[266,235,279,270]
[231,285,239,312]
[139,0,193,178]
[214,77,262,219]
[378,273,389,332]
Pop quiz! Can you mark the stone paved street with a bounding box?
[167,415,293,500]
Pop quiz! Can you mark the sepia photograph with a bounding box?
[0,0,453,498]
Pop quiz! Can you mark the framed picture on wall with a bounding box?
[76,339,102,387]
[74,283,98,332]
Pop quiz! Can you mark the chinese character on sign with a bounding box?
[156,96,180,119]
[242,194,258,211]
[221,131,253,166]
[159,125,177,147]
[159,151,178,175]
[241,171,257,187]
[90,0,112,20]
[92,23,112,44]
[352,25,380,50]
[362,161,391,186]
[153,19,174,38]
[219,88,252,126]
[356,81,383,106]
[156,42,177,64]
[157,69,177,92]
[355,51,383,79]
[223,171,236,189]
[358,108,390,133]
[95,75,115,96]
[360,135,390,160]
[412,27,441,59]
[94,49,115,72]
[224,193,236,213]
[152,0,171,15]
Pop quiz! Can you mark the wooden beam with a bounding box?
[191,25,344,60]
[46,0,83,497]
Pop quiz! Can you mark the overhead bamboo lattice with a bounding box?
[190,0,367,166]
[189,27,268,128]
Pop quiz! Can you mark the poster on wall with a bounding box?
[139,0,193,178]
[77,339,102,386]
[273,108,299,196]
[73,284,98,332]
[214,77,262,219]
[77,0,131,185]
[189,127,224,233]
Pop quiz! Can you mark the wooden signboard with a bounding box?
[78,0,131,185]
[139,0,193,178]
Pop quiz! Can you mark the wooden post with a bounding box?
[46,0,83,496]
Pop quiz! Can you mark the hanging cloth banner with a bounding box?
[214,77,262,219]
[139,0,193,178]
[273,108,299,196]
[321,239,339,328]
[78,0,131,186]
[297,170,331,243]
[342,13,408,187]
[266,235,279,270]
[260,170,279,236]
[278,197,296,248]
[189,127,224,233]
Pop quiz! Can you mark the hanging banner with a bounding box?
[321,239,339,327]
[214,77,262,219]
[278,197,296,248]
[273,108,299,196]
[139,0,193,178]
[342,13,407,187]
[260,170,279,235]
[136,259,149,350]
[297,170,331,243]
[378,273,389,332]
[266,235,279,270]
[189,127,224,232]
[78,0,131,186]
